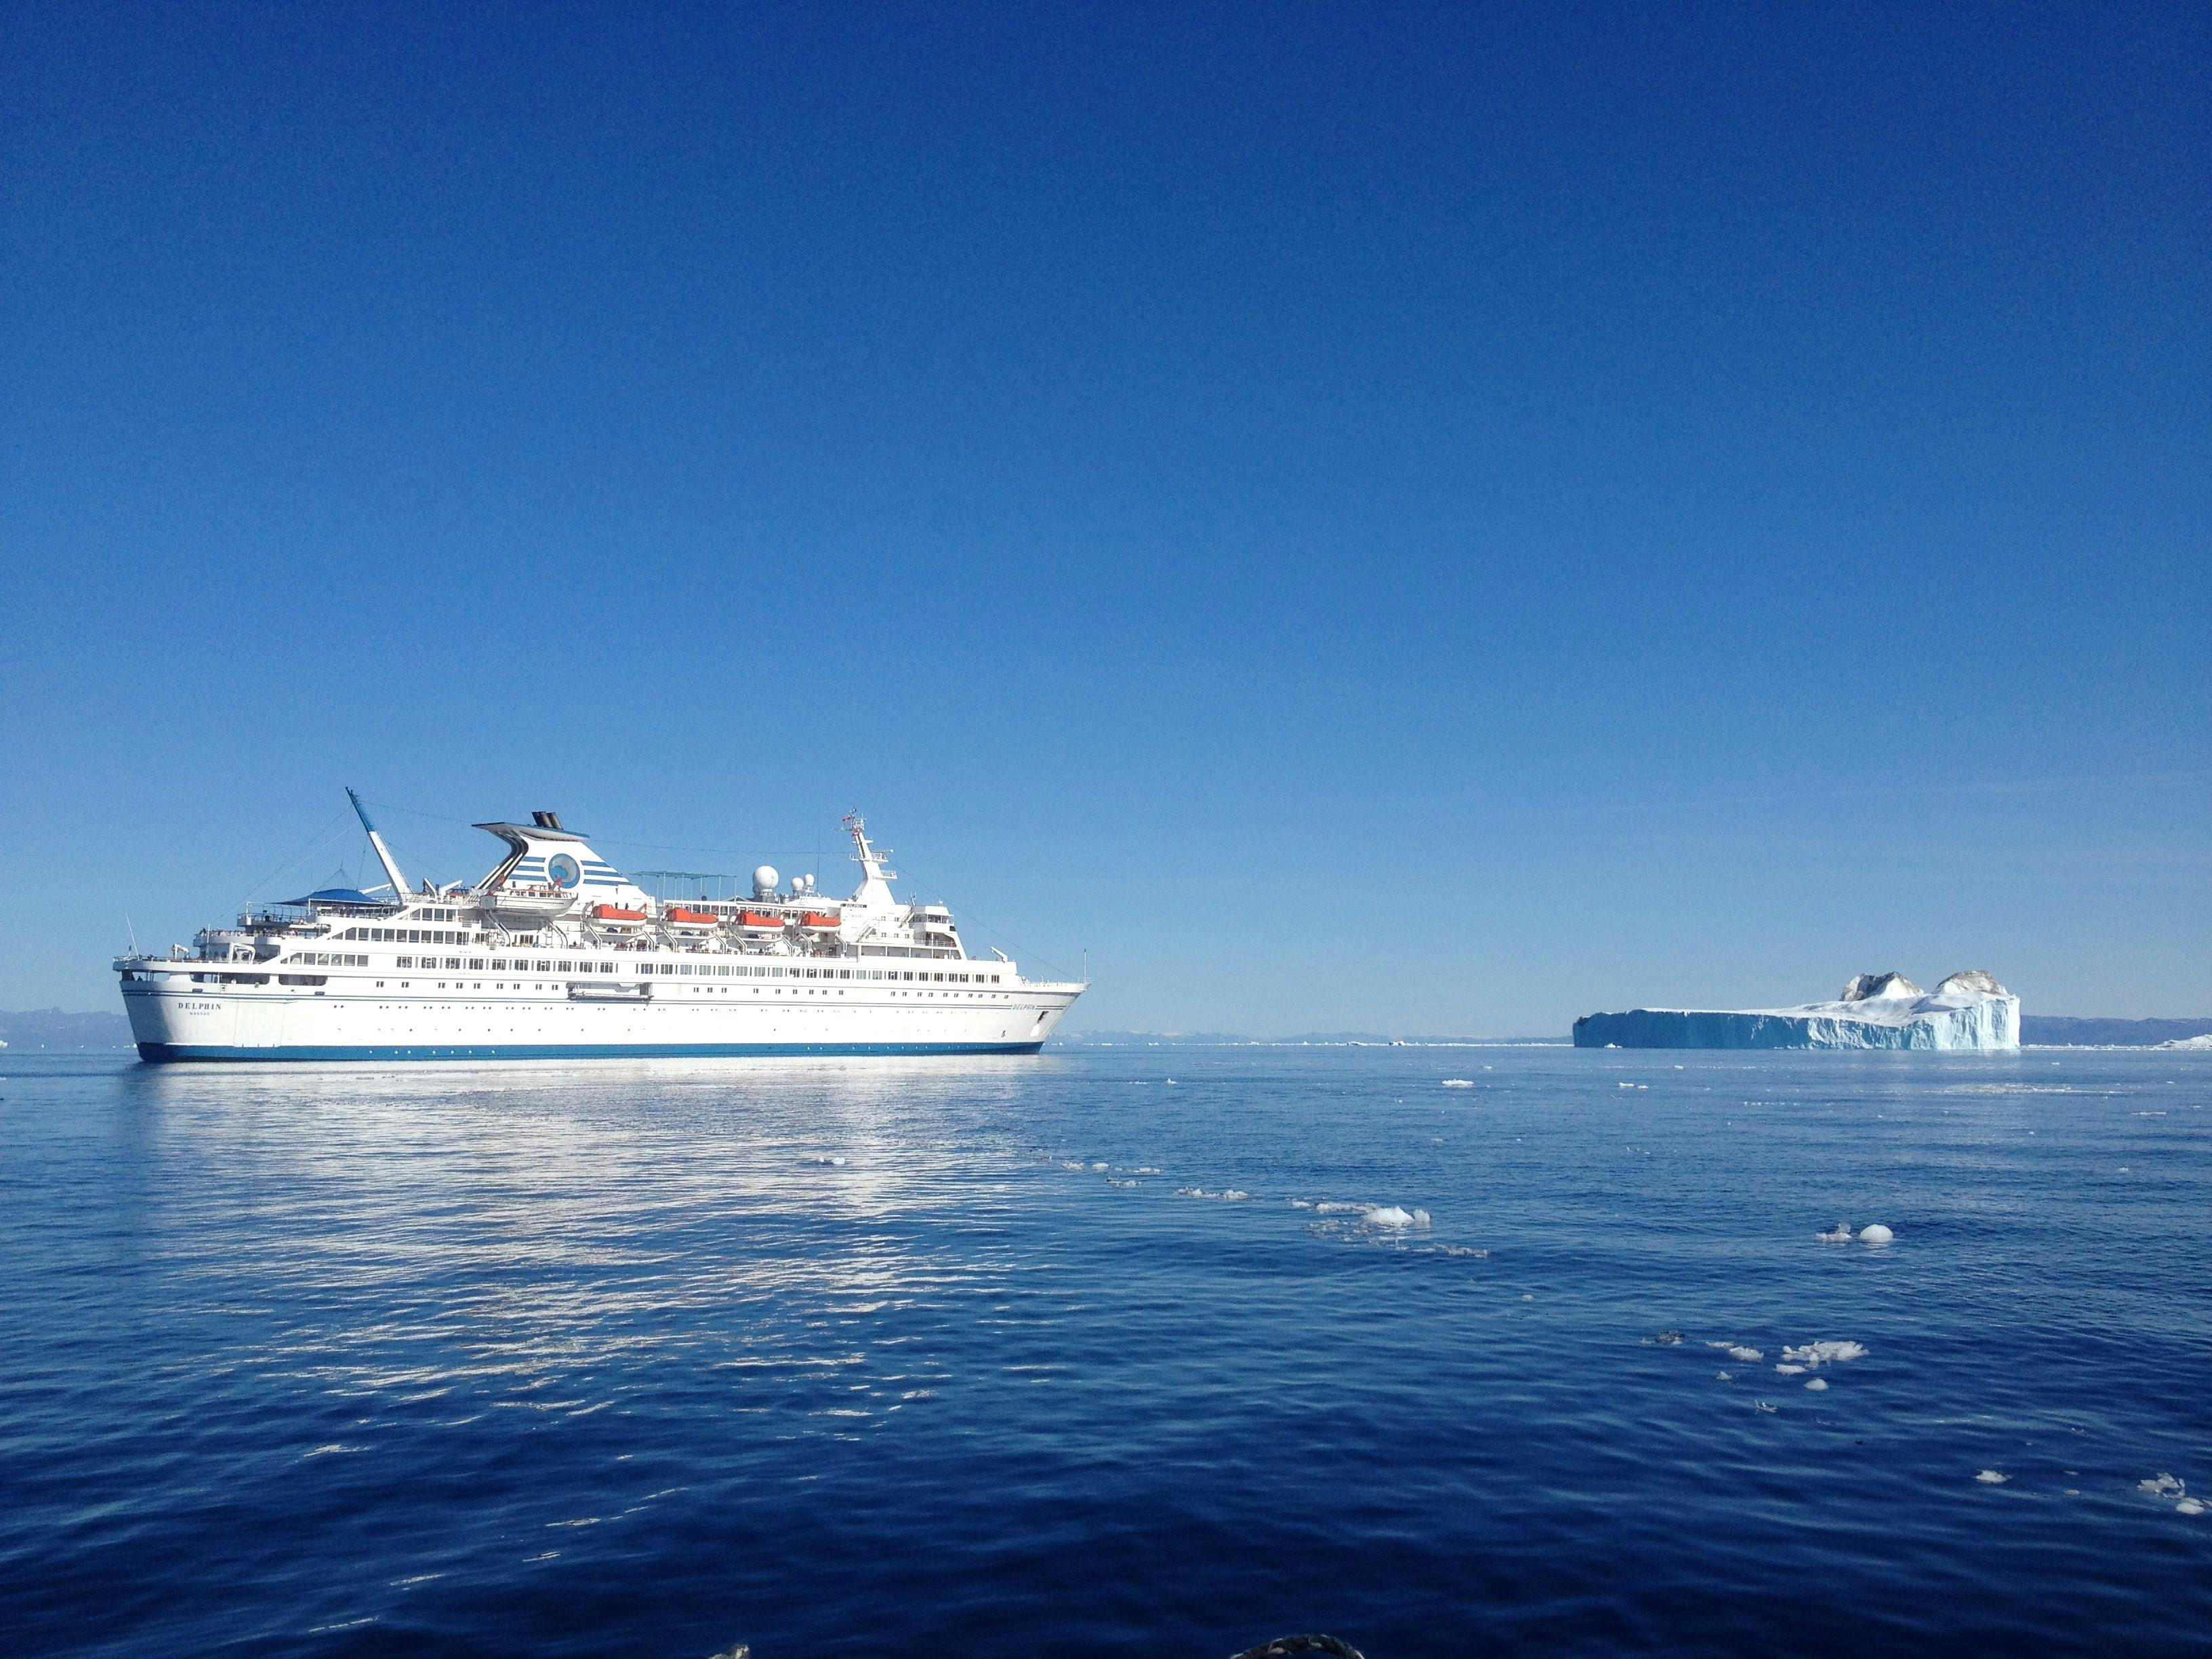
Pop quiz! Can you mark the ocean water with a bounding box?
[2,1046,2207,1658]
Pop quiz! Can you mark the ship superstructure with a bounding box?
[115,794,1083,1061]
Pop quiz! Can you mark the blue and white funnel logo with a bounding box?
[546,853,581,890]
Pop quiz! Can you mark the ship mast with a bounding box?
[346,787,409,901]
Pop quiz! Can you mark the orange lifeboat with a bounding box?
[737,909,785,929]
[665,906,720,925]
[592,903,647,922]
[800,911,841,930]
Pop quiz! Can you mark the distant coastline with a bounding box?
[10,1008,2212,1052]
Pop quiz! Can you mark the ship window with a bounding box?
[279,974,327,986]
[679,964,693,975]
[396,956,415,968]
[470,959,486,970]
[558,960,573,972]
[535,960,551,972]
[491,959,507,970]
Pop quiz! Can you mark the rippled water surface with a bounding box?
[3,1046,2208,1656]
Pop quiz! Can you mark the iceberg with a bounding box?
[1572,970,2019,1051]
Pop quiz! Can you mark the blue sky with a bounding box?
[4,3,2207,1033]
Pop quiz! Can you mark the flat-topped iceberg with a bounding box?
[1573,970,2020,1051]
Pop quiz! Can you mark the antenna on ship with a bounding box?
[346,787,410,904]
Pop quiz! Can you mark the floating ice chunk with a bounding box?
[1059,1161,1085,1171]
[1286,1198,1313,1209]
[1618,1081,1635,1088]
[1314,1202,1367,1214]
[1089,1162,1107,1171]
[1805,1377,1828,1391]
[1521,1294,1534,1302]
[1782,1340,1868,1368]
[1220,1189,1249,1202]
[1364,1206,1415,1227]
[2179,1499,2206,1516]
[1975,1470,2008,1484]
[1133,1167,1162,1175]
[1441,1078,1475,1088]
[2139,1474,2186,1497]
[1858,1224,1895,1245]
[1726,1346,1763,1363]
[1774,1364,1806,1376]
[806,1155,847,1166]
[1816,1223,1853,1244]
[1716,1370,1731,1380]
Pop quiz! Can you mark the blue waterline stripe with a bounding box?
[138,1040,1047,1063]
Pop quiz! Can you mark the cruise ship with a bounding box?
[115,793,1084,1061]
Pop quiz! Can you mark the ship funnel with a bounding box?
[532,810,564,830]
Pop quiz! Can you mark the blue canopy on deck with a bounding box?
[284,887,385,907]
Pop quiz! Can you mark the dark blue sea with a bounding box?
[3,1046,2208,1657]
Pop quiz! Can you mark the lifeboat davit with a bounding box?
[485,885,576,926]
[664,905,720,926]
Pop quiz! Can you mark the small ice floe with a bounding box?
[1774,1364,1806,1376]
[1858,1224,1896,1245]
[1107,1177,1140,1189]
[1816,1222,1854,1244]
[1362,1205,1431,1228]
[2139,1474,2186,1498]
[1705,1344,1763,1363]
[1441,1078,1475,1088]
[1089,1162,1108,1171]
[1804,1378,1828,1391]
[1133,1166,1162,1176]
[1287,1198,1314,1209]
[1782,1340,1868,1368]
[1521,1294,1534,1302]
[1716,1370,1731,1380]
[1164,1078,1176,1085]
[1975,1470,2008,1484]
[1220,1189,1250,1202]
[1314,1202,1368,1214]
[1059,1161,1086,1171]
[2178,1498,2206,1516]
[806,1155,848,1166]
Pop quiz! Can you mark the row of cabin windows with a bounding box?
[319,956,1006,985]
[289,952,368,967]
[344,926,470,945]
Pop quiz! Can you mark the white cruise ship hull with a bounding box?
[122,973,1080,1062]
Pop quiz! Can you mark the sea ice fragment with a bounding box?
[1805,1378,1828,1391]
[1858,1224,1895,1245]
[1781,1340,1868,1368]
[1816,1223,1853,1244]
[2139,1475,2186,1497]
[2178,1500,2205,1516]
[1975,1470,2008,1484]
[1441,1079,1474,1088]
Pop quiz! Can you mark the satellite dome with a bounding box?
[752,865,779,899]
